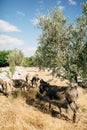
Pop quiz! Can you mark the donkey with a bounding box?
[11,79,31,92]
[0,79,8,96]
[39,79,78,123]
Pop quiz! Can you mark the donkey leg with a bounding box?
[49,101,51,112]
[57,106,62,118]
[70,102,77,123]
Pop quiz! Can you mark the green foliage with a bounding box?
[7,48,24,66]
[35,2,87,85]
[35,46,45,68]
[9,62,15,76]
[22,56,35,67]
[7,49,24,76]
[76,2,87,79]
[35,8,66,68]
[0,50,10,67]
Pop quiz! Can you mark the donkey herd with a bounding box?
[0,73,79,123]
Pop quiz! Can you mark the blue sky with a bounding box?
[0,0,86,57]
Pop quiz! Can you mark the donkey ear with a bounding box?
[40,79,43,83]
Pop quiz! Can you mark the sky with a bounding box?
[0,0,86,57]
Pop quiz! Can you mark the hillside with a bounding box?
[0,67,87,130]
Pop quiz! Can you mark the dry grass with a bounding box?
[0,67,87,130]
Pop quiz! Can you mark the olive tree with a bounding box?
[35,3,87,85]
[35,8,67,68]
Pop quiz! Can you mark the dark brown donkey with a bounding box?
[39,79,78,123]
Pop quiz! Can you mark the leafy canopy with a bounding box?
[35,2,87,84]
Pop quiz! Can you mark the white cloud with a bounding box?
[28,47,37,52]
[58,6,64,10]
[69,0,76,5]
[0,34,23,45]
[0,20,21,32]
[16,11,25,17]
[22,47,37,56]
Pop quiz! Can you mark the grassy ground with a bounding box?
[0,67,87,130]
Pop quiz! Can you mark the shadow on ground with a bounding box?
[25,88,70,121]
